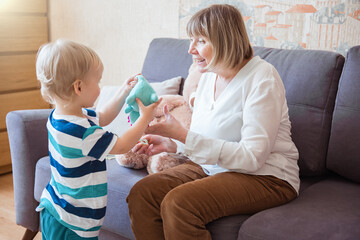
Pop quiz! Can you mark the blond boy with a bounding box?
[35,39,160,239]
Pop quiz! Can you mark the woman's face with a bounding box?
[188,36,213,73]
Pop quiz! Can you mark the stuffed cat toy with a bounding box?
[125,75,158,125]
[116,63,201,174]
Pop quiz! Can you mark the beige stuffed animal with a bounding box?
[115,94,192,174]
[115,63,201,174]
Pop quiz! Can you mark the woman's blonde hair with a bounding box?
[36,39,103,104]
[186,4,253,70]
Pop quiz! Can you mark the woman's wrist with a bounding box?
[177,128,188,144]
[167,138,178,153]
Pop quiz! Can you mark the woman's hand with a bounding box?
[145,104,188,143]
[132,134,177,156]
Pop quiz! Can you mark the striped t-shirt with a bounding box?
[36,108,117,238]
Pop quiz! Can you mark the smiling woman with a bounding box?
[127,4,299,240]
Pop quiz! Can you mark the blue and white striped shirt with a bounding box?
[36,109,117,238]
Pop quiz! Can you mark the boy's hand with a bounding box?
[122,74,140,93]
[136,97,162,123]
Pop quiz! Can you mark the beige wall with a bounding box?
[48,0,179,86]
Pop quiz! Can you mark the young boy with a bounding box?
[35,39,160,239]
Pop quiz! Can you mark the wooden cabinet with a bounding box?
[0,0,49,174]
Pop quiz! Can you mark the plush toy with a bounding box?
[115,94,193,173]
[114,151,190,174]
[125,75,158,124]
[116,63,201,174]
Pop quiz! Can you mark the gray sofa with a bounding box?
[6,38,360,240]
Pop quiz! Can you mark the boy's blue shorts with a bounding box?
[40,208,98,240]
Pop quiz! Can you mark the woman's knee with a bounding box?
[160,186,208,233]
[160,185,194,218]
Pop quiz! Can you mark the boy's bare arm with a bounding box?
[109,115,150,154]
[109,98,162,154]
[98,76,138,126]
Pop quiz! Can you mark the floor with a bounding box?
[0,172,42,240]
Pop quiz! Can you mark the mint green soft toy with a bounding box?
[125,75,158,125]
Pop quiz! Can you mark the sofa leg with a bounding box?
[22,229,38,240]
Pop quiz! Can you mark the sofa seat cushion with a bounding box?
[207,214,250,240]
[238,176,360,240]
[102,160,148,239]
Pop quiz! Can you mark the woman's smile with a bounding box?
[194,58,206,65]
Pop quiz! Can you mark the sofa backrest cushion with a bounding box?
[253,47,345,177]
[327,46,360,183]
[141,38,193,85]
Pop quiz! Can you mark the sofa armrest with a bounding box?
[6,109,52,232]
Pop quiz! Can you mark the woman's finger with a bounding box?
[163,104,173,121]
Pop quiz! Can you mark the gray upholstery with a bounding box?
[253,47,345,177]
[327,46,360,183]
[142,38,193,94]
[142,38,193,83]
[6,39,360,240]
[6,109,51,232]
[238,176,360,240]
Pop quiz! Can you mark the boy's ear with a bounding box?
[73,79,82,96]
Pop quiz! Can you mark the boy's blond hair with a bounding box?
[36,39,103,104]
[186,4,253,70]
